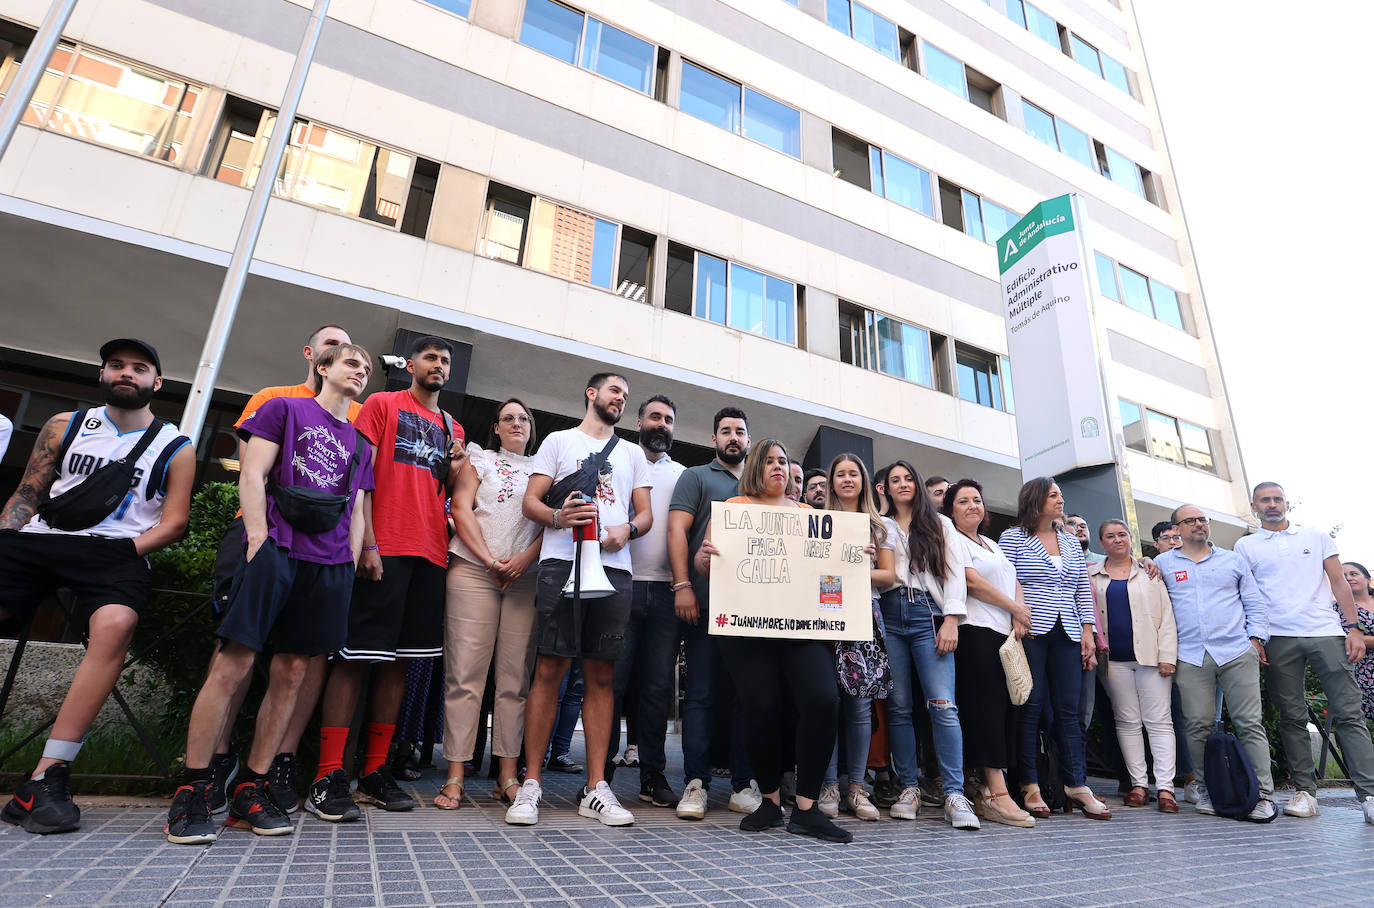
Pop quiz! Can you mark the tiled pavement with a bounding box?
[2,737,1370,908]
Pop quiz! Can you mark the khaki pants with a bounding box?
[1175,647,1274,798]
[441,558,537,763]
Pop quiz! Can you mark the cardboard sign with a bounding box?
[707,501,873,641]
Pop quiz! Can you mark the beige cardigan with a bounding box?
[1088,560,1178,667]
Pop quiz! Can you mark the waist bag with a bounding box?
[38,413,164,531]
[268,428,362,534]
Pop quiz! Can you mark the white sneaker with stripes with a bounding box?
[579,781,635,826]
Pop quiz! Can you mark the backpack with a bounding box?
[1203,720,1263,820]
[1035,731,1068,813]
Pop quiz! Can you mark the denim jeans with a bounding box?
[550,658,583,758]
[1019,621,1087,788]
[879,588,963,793]
[607,581,679,776]
[681,613,752,790]
[825,694,872,786]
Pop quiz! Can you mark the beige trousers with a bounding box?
[442,557,537,763]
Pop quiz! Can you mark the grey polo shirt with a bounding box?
[668,459,740,601]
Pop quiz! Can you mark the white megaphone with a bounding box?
[562,514,616,599]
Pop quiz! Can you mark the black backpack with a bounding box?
[38,410,166,531]
[1203,720,1263,820]
[1035,731,1068,813]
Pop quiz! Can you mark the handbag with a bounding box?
[267,428,363,534]
[999,631,1033,706]
[38,412,166,531]
[542,433,619,508]
[835,601,892,699]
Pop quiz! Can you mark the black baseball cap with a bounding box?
[99,338,162,375]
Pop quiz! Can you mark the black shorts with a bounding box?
[212,516,247,615]
[337,555,445,661]
[533,559,632,661]
[216,537,354,655]
[0,530,150,623]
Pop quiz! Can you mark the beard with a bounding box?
[642,426,673,453]
[101,377,154,410]
[418,372,446,392]
[593,399,622,425]
[716,441,746,465]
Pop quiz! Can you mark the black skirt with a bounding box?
[955,624,1015,769]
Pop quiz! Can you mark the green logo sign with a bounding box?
[997,195,1076,275]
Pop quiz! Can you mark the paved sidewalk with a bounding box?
[2,737,1369,908]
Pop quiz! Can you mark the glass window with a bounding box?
[695,252,728,323]
[421,0,471,15]
[1149,279,1184,329]
[1004,0,1027,29]
[1104,147,1144,196]
[826,0,851,33]
[874,315,933,386]
[867,146,883,195]
[1179,421,1214,472]
[961,189,985,242]
[1025,5,1060,48]
[1022,100,1058,150]
[616,227,653,302]
[1118,266,1153,317]
[1101,53,1131,95]
[1071,35,1102,76]
[956,348,1002,409]
[524,198,618,289]
[831,128,872,190]
[1000,356,1015,414]
[589,218,618,289]
[680,62,741,133]
[851,4,900,60]
[580,18,655,94]
[764,274,797,345]
[1147,410,1184,463]
[982,200,1017,245]
[1055,117,1094,170]
[519,0,583,65]
[923,43,968,99]
[879,150,933,216]
[279,121,413,228]
[729,262,766,336]
[742,88,801,158]
[1094,253,1119,300]
[1119,400,1147,452]
[480,198,528,263]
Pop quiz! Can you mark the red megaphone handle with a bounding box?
[574,513,599,543]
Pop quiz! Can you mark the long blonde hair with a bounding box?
[825,453,887,547]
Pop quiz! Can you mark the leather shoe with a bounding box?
[1123,786,1148,808]
[1157,790,1178,813]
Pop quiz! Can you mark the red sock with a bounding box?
[362,723,395,776]
[316,726,350,781]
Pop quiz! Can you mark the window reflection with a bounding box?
[923,43,968,99]
[525,199,618,289]
[1147,410,1184,463]
[680,63,740,133]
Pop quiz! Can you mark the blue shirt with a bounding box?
[1156,545,1267,667]
[1105,579,1135,663]
[997,527,1096,641]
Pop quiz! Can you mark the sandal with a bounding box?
[493,777,521,805]
[982,788,1035,828]
[433,778,464,810]
[1021,785,1051,819]
[1066,785,1112,820]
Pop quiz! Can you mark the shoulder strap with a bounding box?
[57,409,88,464]
[346,426,363,490]
[441,411,456,444]
[120,419,166,466]
[598,432,619,459]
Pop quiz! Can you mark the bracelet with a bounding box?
[362,544,378,551]
[670,581,691,592]
[552,509,561,530]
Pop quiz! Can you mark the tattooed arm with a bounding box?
[0,412,72,530]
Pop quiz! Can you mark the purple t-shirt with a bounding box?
[238,396,374,565]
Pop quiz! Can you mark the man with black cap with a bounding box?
[0,339,195,834]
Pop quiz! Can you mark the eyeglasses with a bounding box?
[1177,516,1208,526]
[499,414,531,425]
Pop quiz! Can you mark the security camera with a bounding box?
[379,354,407,371]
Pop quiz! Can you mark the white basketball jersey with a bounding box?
[23,407,191,539]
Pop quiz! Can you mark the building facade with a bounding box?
[0,0,1249,538]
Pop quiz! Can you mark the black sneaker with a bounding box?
[356,766,417,811]
[739,798,785,832]
[267,752,299,814]
[546,753,584,773]
[872,767,901,809]
[919,776,944,808]
[786,803,852,843]
[639,770,679,807]
[208,753,238,816]
[305,770,361,822]
[165,780,217,845]
[1,763,80,835]
[225,780,292,835]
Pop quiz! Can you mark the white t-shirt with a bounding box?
[629,452,685,582]
[952,531,1016,635]
[1235,524,1343,637]
[0,413,12,461]
[530,428,651,573]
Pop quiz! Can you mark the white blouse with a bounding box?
[952,531,1017,635]
[450,444,541,565]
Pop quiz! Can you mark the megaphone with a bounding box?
[562,518,615,599]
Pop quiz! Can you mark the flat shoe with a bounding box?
[1123,786,1147,808]
[433,779,463,810]
[1157,790,1179,813]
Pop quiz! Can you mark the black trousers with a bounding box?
[716,636,839,801]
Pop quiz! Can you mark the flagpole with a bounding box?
[0,0,80,161]
[179,0,331,442]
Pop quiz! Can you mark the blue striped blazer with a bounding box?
[996,526,1096,641]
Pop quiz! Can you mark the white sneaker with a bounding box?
[816,782,841,819]
[845,788,880,821]
[1283,790,1320,817]
[1183,780,1202,804]
[1246,799,1277,823]
[890,786,920,820]
[1195,790,1215,816]
[612,750,626,766]
[579,781,635,827]
[622,745,639,767]
[944,792,981,830]
[1362,795,1374,825]
[676,779,707,820]
[728,780,763,815]
[504,779,541,826]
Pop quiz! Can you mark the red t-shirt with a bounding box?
[354,390,462,567]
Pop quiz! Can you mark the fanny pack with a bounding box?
[268,428,362,534]
[542,433,619,508]
[38,412,165,532]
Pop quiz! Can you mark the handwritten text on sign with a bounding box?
[707,502,873,641]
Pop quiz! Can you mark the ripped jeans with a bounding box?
[879,587,964,794]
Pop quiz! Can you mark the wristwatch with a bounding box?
[552,509,562,530]
[628,523,640,540]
